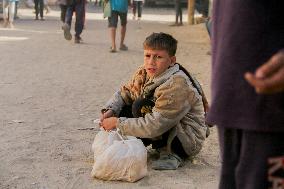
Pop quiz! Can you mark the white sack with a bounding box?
[91,131,147,182]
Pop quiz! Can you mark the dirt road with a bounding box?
[0,6,219,189]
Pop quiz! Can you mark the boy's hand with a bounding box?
[101,117,118,131]
[100,109,114,122]
[245,51,284,94]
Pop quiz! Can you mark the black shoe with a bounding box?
[74,36,82,44]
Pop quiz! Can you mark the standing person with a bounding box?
[62,0,86,43]
[207,1,284,189]
[34,0,44,20]
[108,0,130,53]
[132,0,143,20]
[57,0,67,23]
[170,0,182,26]
[2,0,16,28]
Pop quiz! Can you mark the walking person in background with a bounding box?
[2,0,16,28]
[62,0,86,43]
[207,1,284,189]
[34,0,44,20]
[132,0,143,20]
[108,0,131,53]
[170,0,182,26]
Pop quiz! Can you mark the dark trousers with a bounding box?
[119,102,188,159]
[60,4,68,23]
[133,1,142,18]
[218,127,284,189]
[34,0,44,18]
[175,0,182,23]
[195,0,209,17]
[14,1,18,19]
[65,0,85,37]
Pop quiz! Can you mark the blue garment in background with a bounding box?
[111,0,128,13]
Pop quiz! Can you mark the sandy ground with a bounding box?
[0,5,220,189]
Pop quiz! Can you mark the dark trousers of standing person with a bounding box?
[175,0,182,24]
[218,127,284,189]
[34,0,44,19]
[65,0,85,38]
[133,1,142,18]
[14,1,18,19]
[60,4,68,23]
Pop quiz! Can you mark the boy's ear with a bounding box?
[170,56,176,66]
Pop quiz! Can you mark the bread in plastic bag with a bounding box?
[91,131,147,182]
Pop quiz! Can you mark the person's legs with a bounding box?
[132,1,137,19]
[62,4,74,40]
[235,130,284,189]
[108,11,118,52]
[60,4,67,23]
[119,12,127,50]
[178,4,182,24]
[110,27,116,51]
[175,0,180,24]
[65,5,74,26]
[74,0,84,43]
[137,1,142,19]
[39,0,44,19]
[14,1,18,19]
[8,1,15,28]
[218,127,240,189]
[218,127,284,189]
[3,0,9,27]
[34,0,39,19]
[120,25,126,49]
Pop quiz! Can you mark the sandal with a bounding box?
[119,44,128,51]
[109,47,117,53]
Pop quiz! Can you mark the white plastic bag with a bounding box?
[91,131,147,182]
[91,130,120,162]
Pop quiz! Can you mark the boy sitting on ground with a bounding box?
[100,32,207,170]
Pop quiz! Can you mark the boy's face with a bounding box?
[143,48,176,78]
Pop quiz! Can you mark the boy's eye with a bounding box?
[155,56,163,60]
[145,54,151,58]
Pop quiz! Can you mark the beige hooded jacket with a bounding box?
[104,64,207,156]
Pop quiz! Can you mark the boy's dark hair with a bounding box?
[143,32,178,56]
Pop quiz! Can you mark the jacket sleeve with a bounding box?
[117,76,199,138]
[103,67,147,115]
[104,90,126,116]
